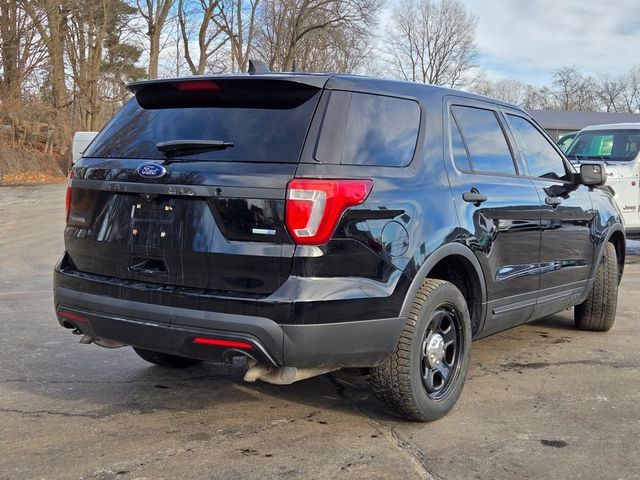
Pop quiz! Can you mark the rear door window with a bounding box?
[450,115,471,171]
[84,79,321,163]
[506,114,569,180]
[451,105,517,175]
[315,92,420,167]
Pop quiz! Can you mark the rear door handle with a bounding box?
[545,196,562,207]
[462,190,488,205]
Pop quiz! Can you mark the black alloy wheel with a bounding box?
[421,304,463,400]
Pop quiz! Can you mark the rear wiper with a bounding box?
[156,139,234,158]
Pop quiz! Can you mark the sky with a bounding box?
[461,0,640,84]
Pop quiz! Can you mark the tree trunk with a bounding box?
[44,1,69,115]
[148,27,161,79]
[0,0,19,98]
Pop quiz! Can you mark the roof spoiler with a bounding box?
[248,59,271,75]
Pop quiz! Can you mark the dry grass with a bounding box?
[1,172,66,185]
[0,140,67,185]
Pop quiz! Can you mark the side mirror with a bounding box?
[579,163,606,186]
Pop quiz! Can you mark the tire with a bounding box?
[574,242,619,332]
[133,348,203,368]
[370,279,472,421]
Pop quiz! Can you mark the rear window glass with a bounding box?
[451,105,516,175]
[316,92,419,167]
[84,80,321,163]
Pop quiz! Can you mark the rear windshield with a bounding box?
[84,79,321,163]
[566,129,640,162]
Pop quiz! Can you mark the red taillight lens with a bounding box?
[57,310,88,323]
[65,170,74,223]
[285,179,373,245]
[193,337,254,349]
[174,80,220,91]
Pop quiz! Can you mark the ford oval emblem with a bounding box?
[136,162,166,179]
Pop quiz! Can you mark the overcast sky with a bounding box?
[460,0,640,84]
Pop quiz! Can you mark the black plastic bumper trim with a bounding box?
[54,287,406,369]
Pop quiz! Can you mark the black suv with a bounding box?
[54,72,625,421]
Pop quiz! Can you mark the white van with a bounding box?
[566,123,640,238]
[72,131,98,164]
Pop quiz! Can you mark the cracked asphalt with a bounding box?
[1,184,639,480]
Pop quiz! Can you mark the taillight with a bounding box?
[193,337,254,350]
[174,80,220,91]
[285,179,373,245]
[65,170,74,223]
[57,310,88,323]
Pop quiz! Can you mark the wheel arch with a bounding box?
[605,226,626,282]
[401,242,487,337]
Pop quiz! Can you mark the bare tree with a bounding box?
[178,0,228,74]
[0,1,46,99]
[618,66,640,113]
[66,0,139,130]
[473,78,530,105]
[291,25,374,73]
[22,0,70,114]
[521,85,556,110]
[255,0,381,72]
[595,75,625,112]
[134,0,174,79]
[213,0,260,72]
[552,66,597,112]
[386,0,477,87]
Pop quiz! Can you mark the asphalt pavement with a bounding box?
[1,184,639,480]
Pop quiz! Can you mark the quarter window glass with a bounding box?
[507,115,568,179]
[451,116,471,171]
[451,106,516,175]
[340,93,420,167]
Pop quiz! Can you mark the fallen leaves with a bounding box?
[1,171,66,186]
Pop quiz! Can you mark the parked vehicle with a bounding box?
[565,123,640,238]
[71,131,98,164]
[557,131,578,152]
[54,69,625,421]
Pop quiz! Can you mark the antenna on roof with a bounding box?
[248,59,271,75]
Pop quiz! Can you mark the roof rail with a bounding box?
[248,59,271,75]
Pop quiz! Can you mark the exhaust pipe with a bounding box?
[79,334,126,349]
[244,362,336,385]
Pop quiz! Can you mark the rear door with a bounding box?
[66,77,326,296]
[444,98,542,336]
[504,113,596,317]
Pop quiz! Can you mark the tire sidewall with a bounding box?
[410,282,472,419]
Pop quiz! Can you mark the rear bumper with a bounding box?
[54,270,406,369]
[626,226,640,239]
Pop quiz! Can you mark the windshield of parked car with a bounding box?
[557,133,576,152]
[566,129,640,162]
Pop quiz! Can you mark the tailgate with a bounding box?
[64,77,326,295]
[66,163,296,295]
